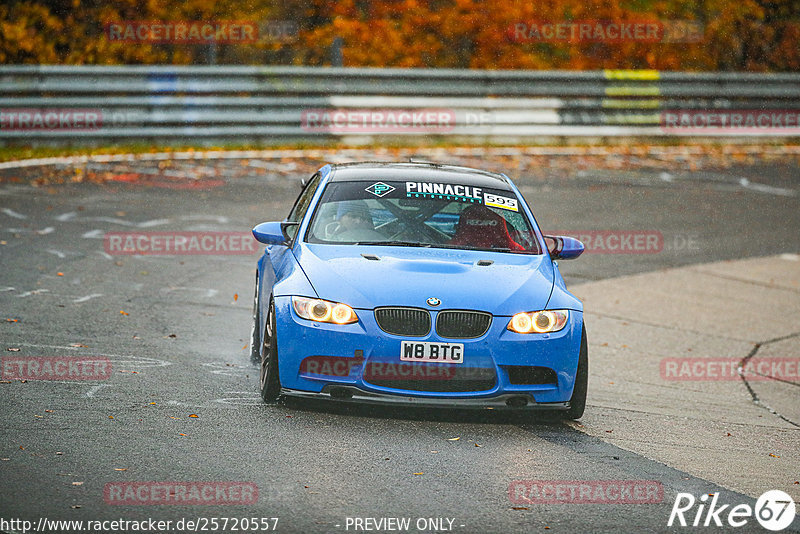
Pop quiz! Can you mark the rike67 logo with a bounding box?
[668,490,796,531]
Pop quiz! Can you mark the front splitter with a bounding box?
[280,386,570,411]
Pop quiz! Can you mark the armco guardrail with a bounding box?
[1,65,799,144]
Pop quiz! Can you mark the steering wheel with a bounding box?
[324,221,341,240]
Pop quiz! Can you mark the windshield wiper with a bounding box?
[354,240,432,247]
[431,244,539,254]
[352,241,535,254]
[432,244,512,252]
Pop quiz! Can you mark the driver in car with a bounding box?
[332,200,384,241]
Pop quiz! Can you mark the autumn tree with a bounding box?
[1,0,798,70]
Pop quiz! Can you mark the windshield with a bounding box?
[305,180,541,254]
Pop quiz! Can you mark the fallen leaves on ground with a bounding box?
[11,146,800,193]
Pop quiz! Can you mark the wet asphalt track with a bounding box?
[1,156,799,533]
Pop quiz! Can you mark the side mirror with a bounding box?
[544,235,584,260]
[252,222,294,246]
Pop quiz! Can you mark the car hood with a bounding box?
[294,243,554,316]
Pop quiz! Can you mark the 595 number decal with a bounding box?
[484,193,518,212]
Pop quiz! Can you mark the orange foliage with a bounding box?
[1,0,798,70]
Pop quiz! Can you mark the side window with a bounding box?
[285,172,322,240]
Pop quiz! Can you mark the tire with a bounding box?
[563,323,588,420]
[249,273,260,364]
[259,299,282,402]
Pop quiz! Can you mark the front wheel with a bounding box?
[259,300,282,402]
[562,323,588,420]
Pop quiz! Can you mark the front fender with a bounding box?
[257,245,317,342]
[545,262,583,312]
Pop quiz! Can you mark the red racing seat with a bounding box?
[450,205,525,251]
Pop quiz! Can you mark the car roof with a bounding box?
[327,162,513,190]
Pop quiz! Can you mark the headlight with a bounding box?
[507,310,569,334]
[292,296,358,325]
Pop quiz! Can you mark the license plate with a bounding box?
[400,341,464,364]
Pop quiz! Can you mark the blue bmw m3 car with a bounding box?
[250,162,588,419]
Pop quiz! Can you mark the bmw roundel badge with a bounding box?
[426,297,441,307]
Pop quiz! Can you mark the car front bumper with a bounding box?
[272,296,584,405]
